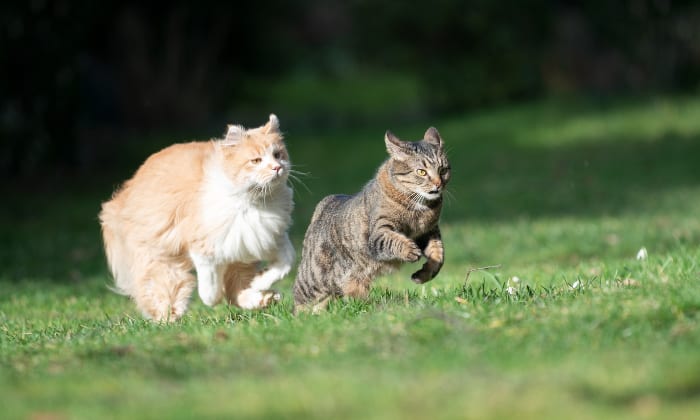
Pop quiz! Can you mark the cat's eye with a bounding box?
[439,167,449,175]
[273,151,281,159]
[251,158,262,164]
[416,169,427,176]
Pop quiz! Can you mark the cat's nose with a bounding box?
[272,165,283,175]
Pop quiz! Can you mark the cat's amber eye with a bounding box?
[251,158,262,164]
[416,169,427,176]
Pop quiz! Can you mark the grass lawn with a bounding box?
[2,95,700,419]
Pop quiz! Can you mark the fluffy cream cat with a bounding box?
[99,114,294,321]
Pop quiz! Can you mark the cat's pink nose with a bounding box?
[272,165,282,174]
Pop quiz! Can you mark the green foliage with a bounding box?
[2,96,700,419]
[234,71,423,128]
[6,1,700,175]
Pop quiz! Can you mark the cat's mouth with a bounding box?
[254,170,288,189]
[269,170,288,183]
[421,189,442,200]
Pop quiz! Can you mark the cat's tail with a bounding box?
[99,204,133,296]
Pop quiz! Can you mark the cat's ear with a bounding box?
[424,127,443,147]
[385,130,412,160]
[222,124,245,146]
[264,114,280,134]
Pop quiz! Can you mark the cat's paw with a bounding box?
[261,290,282,307]
[237,288,281,309]
[411,268,433,284]
[294,296,332,315]
[401,241,422,262]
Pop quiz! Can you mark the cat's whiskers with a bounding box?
[289,168,310,178]
[258,185,266,207]
[407,191,427,213]
[289,167,311,185]
[250,183,268,207]
[262,182,271,207]
[443,189,455,207]
[408,192,419,212]
[415,193,425,211]
[250,185,260,201]
[288,168,312,194]
[417,195,430,211]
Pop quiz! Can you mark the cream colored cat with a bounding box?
[99,114,294,321]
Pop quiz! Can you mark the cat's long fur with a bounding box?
[293,127,450,312]
[100,115,295,321]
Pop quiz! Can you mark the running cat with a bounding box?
[293,127,450,313]
[100,114,294,321]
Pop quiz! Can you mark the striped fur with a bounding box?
[293,127,450,312]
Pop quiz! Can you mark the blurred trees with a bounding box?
[1,0,699,176]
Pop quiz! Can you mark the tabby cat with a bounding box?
[293,127,450,312]
[100,115,294,321]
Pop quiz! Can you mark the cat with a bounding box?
[293,127,450,313]
[99,114,295,321]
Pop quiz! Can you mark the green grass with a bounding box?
[2,95,700,419]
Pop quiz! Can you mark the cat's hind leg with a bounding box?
[294,295,332,315]
[131,257,195,322]
[223,262,280,309]
[293,276,340,315]
[342,277,372,299]
[235,278,283,310]
[231,235,295,309]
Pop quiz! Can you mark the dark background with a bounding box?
[2,0,699,179]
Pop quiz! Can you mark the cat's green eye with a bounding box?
[416,169,427,176]
[251,158,262,164]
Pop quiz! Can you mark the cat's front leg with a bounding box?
[411,229,444,284]
[369,226,422,262]
[190,253,226,306]
[237,234,295,309]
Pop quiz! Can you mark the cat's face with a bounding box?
[385,127,450,201]
[219,114,291,192]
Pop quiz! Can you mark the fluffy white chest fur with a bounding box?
[199,166,292,264]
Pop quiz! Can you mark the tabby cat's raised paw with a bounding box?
[402,241,423,262]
